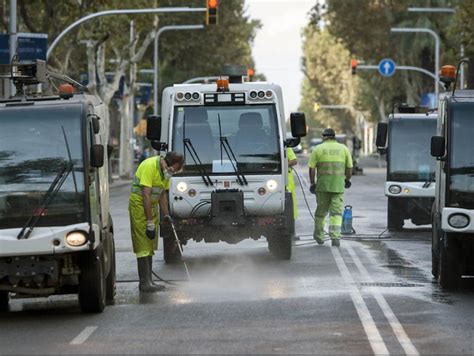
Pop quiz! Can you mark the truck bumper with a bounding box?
[0,223,92,257]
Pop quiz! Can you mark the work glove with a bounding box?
[345,179,352,189]
[146,221,156,240]
[162,215,174,225]
[309,183,316,194]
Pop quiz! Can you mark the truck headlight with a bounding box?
[65,231,87,247]
[448,214,470,229]
[177,181,188,193]
[266,179,278,191]
[388,185,401,194]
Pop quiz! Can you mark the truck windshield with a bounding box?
[172,105,281,175]
[388,118,437,182]
[0,104,85,229]
[449,103,474,207]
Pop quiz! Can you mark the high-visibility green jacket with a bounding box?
[308,139,353,193]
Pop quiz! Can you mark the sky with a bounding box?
[245,0,315,118]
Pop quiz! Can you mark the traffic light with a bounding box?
[351,59,358,75]
[313,102,321,113]
[206,0,218,25]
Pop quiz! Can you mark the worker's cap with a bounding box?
[322,128,336,137]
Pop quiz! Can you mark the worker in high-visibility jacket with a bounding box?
[287,147,298,238]
[308,128,352,247]
[129,151,184,293]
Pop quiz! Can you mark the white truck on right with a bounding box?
[430,62,474,289]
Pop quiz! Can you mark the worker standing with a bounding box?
[308,128,352,247]
[129,151,184,293]
[287,147,298,239]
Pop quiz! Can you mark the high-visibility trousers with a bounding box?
[287,169,298,220]
[314,191,344,240]
[129,193,160,258]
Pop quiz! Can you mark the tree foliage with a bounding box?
[301,0,461,134]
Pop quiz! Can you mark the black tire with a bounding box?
[105,237,116,305]
[0,291,9,312]
[387,198,404,231]
[438,234,461,290]
[268,235,292,260]
[162,227,182,264]
[78,248,106,313]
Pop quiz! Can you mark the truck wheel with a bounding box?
[268,235,292,260]
[438,234,461,290]
[0,292,9,312]
[78,248,106,313]
[105,237,116,305]
[387,198,404,231]
[163,229,182,264]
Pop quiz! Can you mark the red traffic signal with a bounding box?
[206,0,218,25]
[351,59,358,75]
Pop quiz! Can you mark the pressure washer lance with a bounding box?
[169,220,192,281]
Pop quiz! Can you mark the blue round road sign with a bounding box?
[378,58,396,77]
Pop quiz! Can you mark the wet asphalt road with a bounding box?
[1,156,474,354]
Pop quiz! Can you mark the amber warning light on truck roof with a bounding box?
[216,77,229,92]
[59,83,74,99]
[440,65,456,89]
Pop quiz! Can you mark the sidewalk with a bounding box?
[110,176,132,189]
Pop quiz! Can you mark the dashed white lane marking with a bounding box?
[331,247,390,355]
[70,326,98,345]
[346,245,420,356]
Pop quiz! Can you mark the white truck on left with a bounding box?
[0,60,115,313]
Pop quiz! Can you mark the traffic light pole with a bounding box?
[153,25,205,116]
[46,7,206,59]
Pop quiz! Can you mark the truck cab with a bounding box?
[430,63,474,289]
[147,69,306,262]
[0,61,115,312]
[376,106,437,230]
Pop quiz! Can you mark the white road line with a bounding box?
[331,247,390,355]
[346,245,420,356]
[70,326,98,345]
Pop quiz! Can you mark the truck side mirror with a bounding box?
[431,136,445,158]
[147,115,162,141]
[285,137,301,147]
[90,144,104,168]
[290,112,307,138]
[91,116,100,134]
[376,123,388,152]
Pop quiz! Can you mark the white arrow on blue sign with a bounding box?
[378,58,396,77]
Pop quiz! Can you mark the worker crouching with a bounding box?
[129,151,184,293]
[308,128,352,247]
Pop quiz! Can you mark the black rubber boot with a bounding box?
[147,256,166,289]
[137,257,165,293]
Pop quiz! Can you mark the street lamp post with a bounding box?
[390,27,440,99]
[46,7,206,59]
[407,7,464,88]
[153,25,205,116]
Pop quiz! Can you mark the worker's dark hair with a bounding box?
[164,151,184,166]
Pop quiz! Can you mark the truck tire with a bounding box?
[268,235,292,260]
[0,291,9,312]
[387,198,404,231]
[78,248,106,313]
[162,228,182,264]
[438,234,461,290]
[105,237,116,305]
